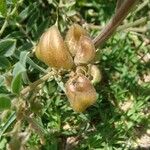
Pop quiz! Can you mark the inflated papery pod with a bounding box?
[74,36,96,65]
[65,24,88,56]
[65,74,97,112]
[35,25,74,69]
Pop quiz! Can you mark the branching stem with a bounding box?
[117,16,149,31]
[93,0,137,48]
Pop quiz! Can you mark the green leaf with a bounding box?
[26,56,47,73]
[34,19,50,40]
[0,138,7,149]
[27,9,39,29]
[19,51,29,67]
[0,86,8,94]
[18,43,33,52]
[12,62,26,77]
[0,112,16,139]
[0,56,11,69]
[18,3,37,22]
[19,51,29,83]
[6,31,25,39]
[0,94,11,111]
[0,39,16,57]
[11,73,22,95]
[18,6,30,21]
[12,52,29,85]
[0,75,5,87]
[12,0,18,4]
[0,0,7,17]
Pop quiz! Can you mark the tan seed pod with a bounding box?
[74,36,96,65]
[35,25,74,69]
[65,24,88,56]
[65,74,97,112]
[35,45,42,61]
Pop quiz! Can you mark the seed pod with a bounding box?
[88,65,102,85]
[74,36,96,65]
[65,74,97,112]
[35,45,42,61]
[65,24,88,56]
[35,25,74,69]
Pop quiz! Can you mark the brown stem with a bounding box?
[115,0,124,12]
[93,0,137,48]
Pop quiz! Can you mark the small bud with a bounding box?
[88,65,102,85]
[74,36,96,65]
[65,74,97,112]
[35,25,74,69]
[65,24,88,56]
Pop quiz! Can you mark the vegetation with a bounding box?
[0,0,149,149]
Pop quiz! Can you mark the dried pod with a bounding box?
[65,24,88,56]
[65,74,97,112]
[35,25,74,69]
[74,36,96,65]
[88,65,102,85]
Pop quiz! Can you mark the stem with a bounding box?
[134,0,149,14]
[87,16,147,32]
[126,27,147,33]
[117,16,148,31]
[26,57,47,73]
[21,71,54,95]
[0,19,8,36]
[93,0,137,48]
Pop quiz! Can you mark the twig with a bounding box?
[126,27,147,33]
[130,31,150,45]
[117,16,148,31]
[0,0,23,37]
[93,0,137,48]
[87,16,148,32]
[0,19,8,37]
[134,0,149,15]
[21,71,54,95]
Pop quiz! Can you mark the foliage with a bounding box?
[0,0,149,149]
